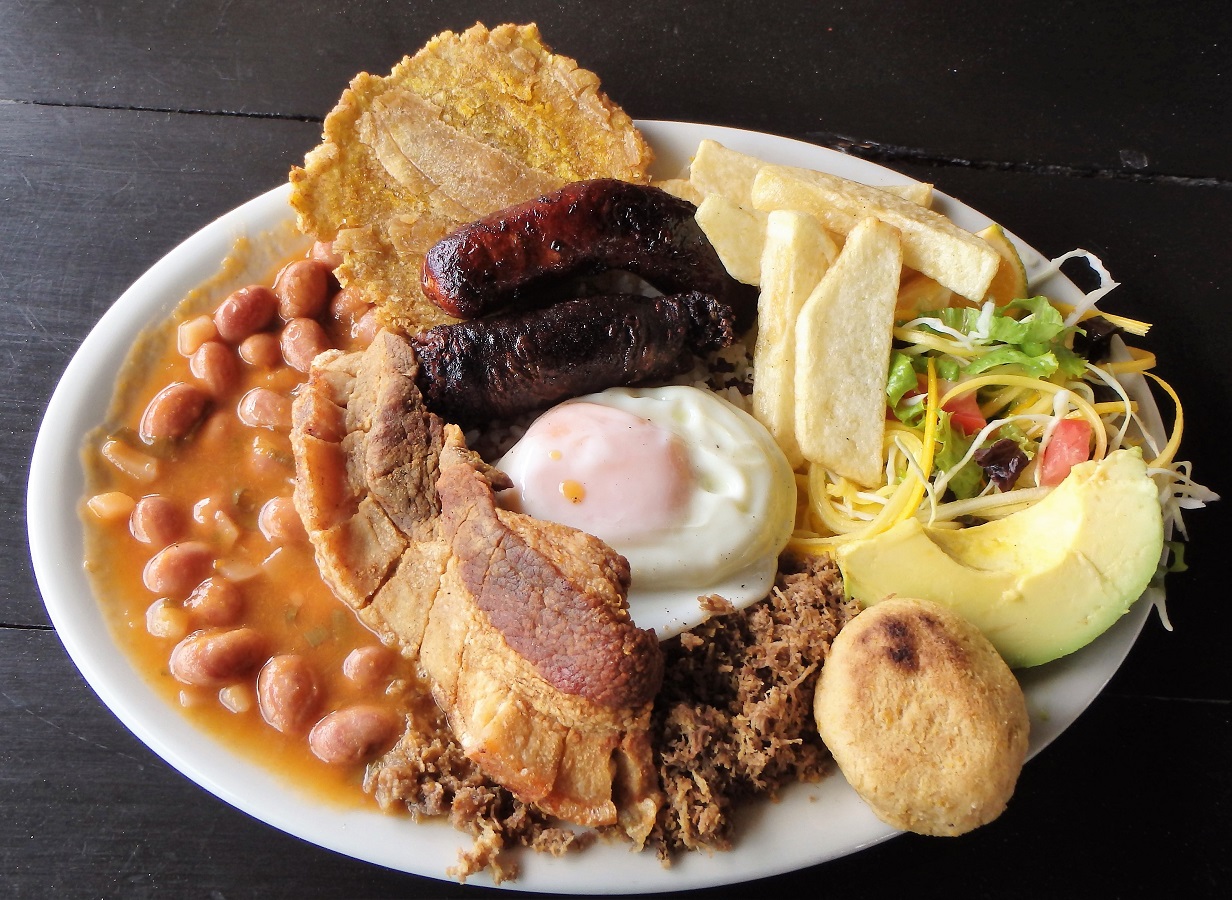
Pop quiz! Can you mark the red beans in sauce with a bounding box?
[310,240,342,270]
[184,577,244,628]
[257,654,321,734]
[353,308,381,346]
[238,332,282,369]
[169,627,266,687]
[280,318,331,373]
[142,540,214,597]
[342,645,396,689]
[237,388,292,431]
[129,495,185,545]
[329,285,369,326]
[274,259,332,320]
[139,382,208,444]
[85,245,416,800]
[258,496,306,545]
[308,705,400,765]
[214,285,278,343]
[189,340,239,396]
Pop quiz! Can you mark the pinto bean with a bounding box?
[341,646,396,689]
[249,434,294,478]
[308,705,400,765]
[184,577,243,627]
[257,655,320,734]
[280,318,331,373]
[274,259,332,320]
[129,495,184,545]
[214,285,278,343]
[352,308,381,346]
[189,340,239,396]
[169,627,266,687]
[237,388,291,431]
[258,496,306,544]
[310,240,343,270]
[238,332,282,369]
[142,541,214,596]
[329,285,369,325]
[139,382,208,443]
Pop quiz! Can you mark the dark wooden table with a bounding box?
[4,2,1229,897]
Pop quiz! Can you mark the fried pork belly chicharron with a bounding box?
[289,22,653,334]
[289,331,664,842]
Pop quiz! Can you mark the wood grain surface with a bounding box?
[3,2,1228,897]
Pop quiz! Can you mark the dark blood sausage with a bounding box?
[411,291,735,427]
[421,178,758,331]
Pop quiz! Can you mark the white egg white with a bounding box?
[496,385,796,638]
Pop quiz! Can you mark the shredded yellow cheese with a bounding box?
[1145,372,1183,469]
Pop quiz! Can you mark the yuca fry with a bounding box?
[796,216,903,487]
[753,164,998,302]
[695,194,767,285]
[753,210,839,466]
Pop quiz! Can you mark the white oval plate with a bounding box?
[27,121,1155,893]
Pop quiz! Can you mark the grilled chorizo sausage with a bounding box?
[411,291,735,426]
[421,179,757,331]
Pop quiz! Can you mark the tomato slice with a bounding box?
[900,375,988,436]
[943,390,986,436]
[1039,418,1093,486]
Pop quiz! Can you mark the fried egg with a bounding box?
[496,385,796,638]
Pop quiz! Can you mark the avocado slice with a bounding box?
[835,450,1164,668]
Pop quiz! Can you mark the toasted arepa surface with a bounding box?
[814,596,1029,836]
[289,22,653,335]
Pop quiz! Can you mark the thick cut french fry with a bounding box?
[695,194,768,285]
[653,177,705,205]
[689,139,763,205]
[692,139,932,208]
[795,217,903,486]
[753,165,997,302]
[886,181,934,208]
[752,210,839,466]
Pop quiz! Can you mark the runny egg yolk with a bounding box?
[501,402,693,543]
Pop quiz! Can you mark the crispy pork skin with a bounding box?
[290,330,662,840]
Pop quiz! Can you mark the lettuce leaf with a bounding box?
[934,413,983,500]
[886,351,917,407]
[925,297,1086,379]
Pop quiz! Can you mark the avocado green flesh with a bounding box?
[835,449,1164,668]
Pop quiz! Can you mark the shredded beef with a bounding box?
[365,704,594,883]
[648,553,857,858]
